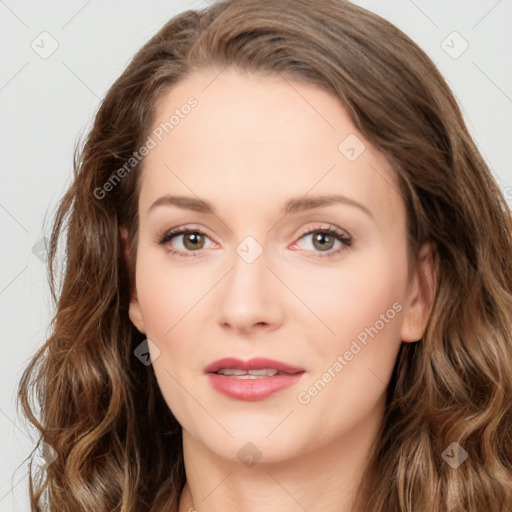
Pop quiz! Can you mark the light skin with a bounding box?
[127,68,437,512]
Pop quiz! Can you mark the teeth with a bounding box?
[227,375,267,379]
[217,368,279,377]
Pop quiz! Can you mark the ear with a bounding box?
[120,226,146,335]
[400,242,439,343]
[128,291,146,335]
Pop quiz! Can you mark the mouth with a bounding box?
[203,356,305,375]
[204,357,305,401]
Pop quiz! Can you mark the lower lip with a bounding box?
[206,372,305,401]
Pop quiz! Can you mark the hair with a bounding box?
[17,0,512,510]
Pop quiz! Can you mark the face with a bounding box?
[128,68,435,464]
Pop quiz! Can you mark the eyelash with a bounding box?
[156,225,352,260]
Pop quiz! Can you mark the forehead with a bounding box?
[138,68,403,225]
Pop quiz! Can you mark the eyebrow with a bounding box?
[147,194,373,220]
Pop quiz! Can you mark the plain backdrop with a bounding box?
[1,1,511,510]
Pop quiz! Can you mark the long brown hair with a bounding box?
[18,0,512,510]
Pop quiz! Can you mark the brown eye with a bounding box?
[311,231,336,251]
[157,228,215,257]
[182,232,206,250]
[292,226,352,260]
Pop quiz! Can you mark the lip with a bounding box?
[203,357,305,375]
[204,357,306,401]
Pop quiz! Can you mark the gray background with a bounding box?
[1,1,511,510]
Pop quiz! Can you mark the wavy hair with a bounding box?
[18,0,512,510]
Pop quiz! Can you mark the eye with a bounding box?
[156,227,215,257]
[291,225,352,259]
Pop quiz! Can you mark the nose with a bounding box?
[215,241,284,335]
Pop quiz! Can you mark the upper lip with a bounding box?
[203,357,305,375]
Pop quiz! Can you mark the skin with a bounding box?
[127,68,437,512]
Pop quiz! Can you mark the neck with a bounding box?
[177,397,384,512]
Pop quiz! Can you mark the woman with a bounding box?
[18,0,512,510]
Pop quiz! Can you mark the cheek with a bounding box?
[135,251,217,337]
[294,247,408,412]
[286,248,408,347]
[135,261,173,335]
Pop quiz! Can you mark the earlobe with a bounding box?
[400,242,439,343]
[129,298,146,335]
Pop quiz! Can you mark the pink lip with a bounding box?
[203,357,304,375]
[204,357,306,401]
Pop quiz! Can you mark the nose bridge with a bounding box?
[228,234,272,302]
[215,234,283,330]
